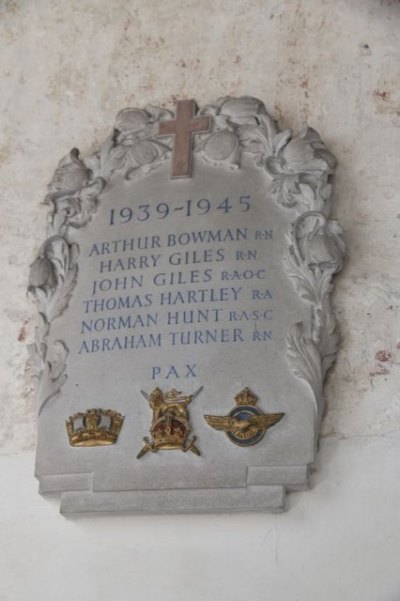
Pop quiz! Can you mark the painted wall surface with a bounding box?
[0,0,399,599]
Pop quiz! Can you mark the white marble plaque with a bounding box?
[29,97,345,513]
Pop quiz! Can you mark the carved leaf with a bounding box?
[144,105,174,123]
[238,125,270,164]
[284,248,318,305]
[37,340,69,415]
[68,179,104,229]
[269,170,302,208]
[47,148,90,196]
[272,130,292,155]
[28,236,79,323]
[287,323,322,418]
[196,96,278,169]
[265,126,336,210]
[48,178,105,235]
[125,140,170,179]
[102,144,129,177]
[238,112,277,161]
[28,313,49,379]
[315,294,341,378]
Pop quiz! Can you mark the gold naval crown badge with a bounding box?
[204,387,285,447]
[66,408,124,447]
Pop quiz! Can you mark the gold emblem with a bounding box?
[204,388,284,447]
[137,387,202,459]
[66,409,124,447]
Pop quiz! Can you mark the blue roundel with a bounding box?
[227,405,266,447]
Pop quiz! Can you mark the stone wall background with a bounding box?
[1,1,399,599]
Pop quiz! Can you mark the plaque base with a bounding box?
[60,487,286,514]
[37,465,310,514]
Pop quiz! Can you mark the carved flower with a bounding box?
[295,214,345,273]
[115,108,150,133]
[203,129,238,160]
[200,96,267,125]
[29,254,57,290]
[114,106,173,145]
[48,149,90,196]
[28,236,79,323]
[218,96,267,121]
[129,139,165,165]
[28,237,67,292]
[197,97,277,169]
[124,139,170,179]
[199,128,239,168]
[266,128,335,207]
[49,178,104,233]
[114,108,152,148]
[101,107,172,179]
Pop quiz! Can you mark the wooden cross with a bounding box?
[159,99,211,178]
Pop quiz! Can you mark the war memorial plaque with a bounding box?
[29,97,345,513]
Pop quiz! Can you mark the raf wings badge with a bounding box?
[137,387,202,459]
[204,387,285,447]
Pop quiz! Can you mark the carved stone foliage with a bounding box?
[28,236,79,323]
[28,314,68,416]
[285,211,345,426]
[28,236,79,414]
[29,96,344,432]
[29,147,104,414]
[46,148,105,236]
[92,106,173,182]
[196,96,277,170]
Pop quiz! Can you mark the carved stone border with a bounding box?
[29,96,344,440]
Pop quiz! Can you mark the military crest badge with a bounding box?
[137,388,201,458]
[204,388,284,447]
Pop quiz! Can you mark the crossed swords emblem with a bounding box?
[137,387,203,459]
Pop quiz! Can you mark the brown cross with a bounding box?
[159,99,211,178]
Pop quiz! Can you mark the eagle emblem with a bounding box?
[204,387,284,447]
